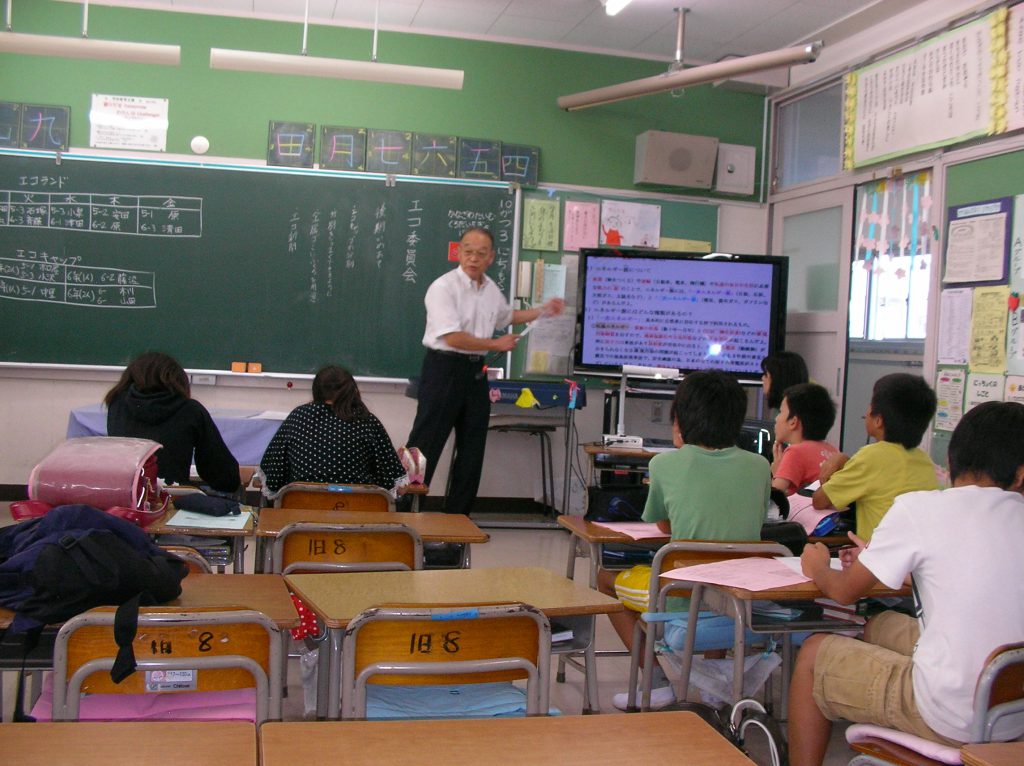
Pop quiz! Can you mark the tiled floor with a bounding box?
[1,518,857,764]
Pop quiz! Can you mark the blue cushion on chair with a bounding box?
[364,681,560,719]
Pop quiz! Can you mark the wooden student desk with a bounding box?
[961,742,1024,766]
[146,507,256,574]
[255,508,489,570]
[558,514,665,587]
[660,567,909,713]
[0,721,257,766]
[260,711,755,766]
[285,566,622,719]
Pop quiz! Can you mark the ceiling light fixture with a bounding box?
[209,0,464,90]
[0,0,180,66]
[557,40,820,111]
[603,0,635,16]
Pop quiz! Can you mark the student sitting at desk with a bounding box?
[260,365,407,495]
[597,370,770,710]
[105,351,240,493]
[812,373,938,541]
[788,401,1024,766]
[771,383,838,496]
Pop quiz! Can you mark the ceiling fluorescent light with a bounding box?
[209,0,463,90]
[557,42,821,111]
[0,1,180,66]
[604,0,634,16]
[0,32,180,65]
[210,48,463,89]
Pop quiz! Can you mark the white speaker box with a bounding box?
[634,131,719,189]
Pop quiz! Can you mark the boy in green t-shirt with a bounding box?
[812,373,938,541]
[597,370,771,710]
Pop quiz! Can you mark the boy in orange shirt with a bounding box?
[771,382,839,495]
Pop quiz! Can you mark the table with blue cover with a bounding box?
[66,404,285,466]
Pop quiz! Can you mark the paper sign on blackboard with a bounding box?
[320,125,367,172]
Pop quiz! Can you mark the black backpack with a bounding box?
[0,505,189,718]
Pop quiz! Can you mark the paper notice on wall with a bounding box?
[969,285,1010,373]
[90,93,168,151]
[944,211,1009,284]
[1008,306,1024,375]
[937,288,972,365]
[1004,375,1024,404]
[1013,195,1024,289]
[965,372,1004,412]
[522,197,560,251]
[561,253,579,309]
[934,366,966,431]
[539,263,566,304]
[563,201,600,252]
[600,199,660,248]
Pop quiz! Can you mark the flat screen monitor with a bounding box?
[575,248,788,381]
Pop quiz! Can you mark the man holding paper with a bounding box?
[406,227,563,515]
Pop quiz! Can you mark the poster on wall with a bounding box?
[965,372,1005,411]
[969,285,1010,374]
[845,13,996,168]
[599,199,660,248]
[934,366,966,431]
[937,288,972,365]
[1008,4,1024,131]
[943,198,1011,285]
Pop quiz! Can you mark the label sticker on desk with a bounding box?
[145,669,196,691]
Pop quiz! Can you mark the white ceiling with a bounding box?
[61,0,927,64]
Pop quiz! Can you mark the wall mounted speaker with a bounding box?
[634,130,719,188]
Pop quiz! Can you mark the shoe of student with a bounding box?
[612,684,676,711]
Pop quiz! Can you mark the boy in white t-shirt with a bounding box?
[787,401,1024,766]
[770,383,838,496]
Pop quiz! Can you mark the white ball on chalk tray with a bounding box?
[190,135,210,154]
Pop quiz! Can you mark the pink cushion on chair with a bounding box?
[30,673,257,722]
[845,723,962,764]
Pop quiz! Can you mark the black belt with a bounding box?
[428,348,485,364]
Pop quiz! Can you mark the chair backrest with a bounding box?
[159,544,213,573]
[340,602,551,719]
[972,641,1024,742]
[274,482,395,512]
[51,606,282,722]
[648,539,792,606]
[270,522,423,575]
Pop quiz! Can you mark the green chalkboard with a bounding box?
[0,150,515,377]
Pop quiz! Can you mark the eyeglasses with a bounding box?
[460,247,492,258]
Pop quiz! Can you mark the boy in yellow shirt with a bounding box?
[812,373,938,541]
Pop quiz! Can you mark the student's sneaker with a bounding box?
[612,684,676,711]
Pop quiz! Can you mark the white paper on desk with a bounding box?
[164,510,251,530]
[591,521,665,540]
[662,557,810,590]
[776,556,843,574]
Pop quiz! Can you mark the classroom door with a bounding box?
[770,187,854,444]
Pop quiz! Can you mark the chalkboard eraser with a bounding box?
[247,362,263,373]
[231,361,247,372]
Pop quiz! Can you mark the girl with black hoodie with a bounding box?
[105,352,240,493]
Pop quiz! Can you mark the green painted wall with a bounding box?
[1,1,766,195]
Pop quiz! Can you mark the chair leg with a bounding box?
[678,585,703,703]
[626,619,644,711]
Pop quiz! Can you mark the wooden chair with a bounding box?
[626,539,791,711]
[340,602,551,720]
[159,545,213,574]
[48,606,283,723]
[847,642,1024,765]
[270,523,423,575]
[273,482,395,512]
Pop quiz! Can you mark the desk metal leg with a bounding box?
[583,623,599,714]
[232,538,245,573]
[678,584,702,702]
[316,634,331,720]
[327,628,343,719]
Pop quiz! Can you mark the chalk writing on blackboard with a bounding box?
[268,121,314,168]
[0,190,202,237]
[320,125,366,171]
[458,138,501,180]
[412,133,457,178]
[0,255,156,308]
[0,103,21,148]
[500,143,539,187]
[366,129,412,174]
[405,198,423,283]
[20,104,69,152]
